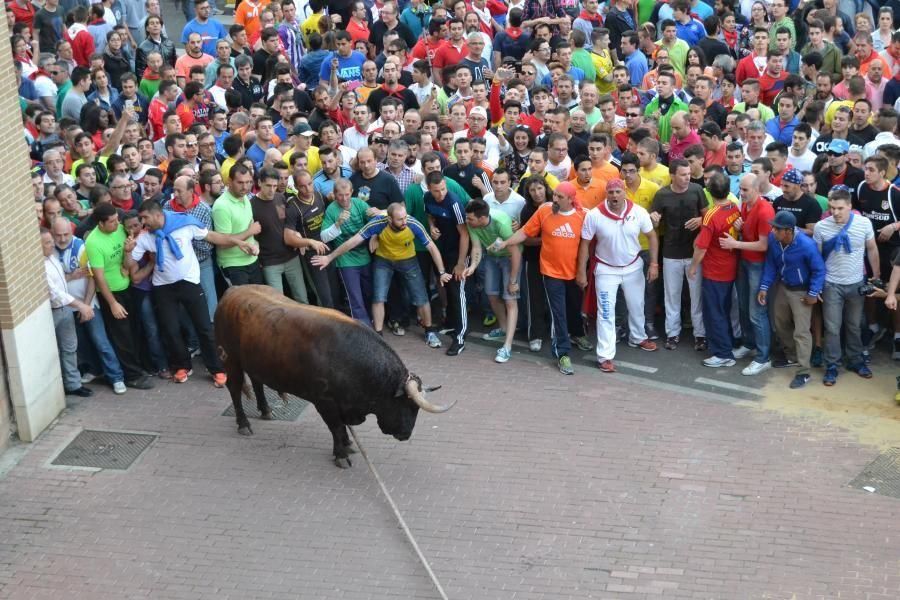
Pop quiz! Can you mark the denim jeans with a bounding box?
[736,260,771,362]
[52,307,82,392]
[337,264,373,326]
[372,257,429,306]
[134,287,168,373]
[822,280,866,367]
[77,310,124,384]
[198,257,218,322]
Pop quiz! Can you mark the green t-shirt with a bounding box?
[85,224,130,293]
[211,190,258,269]
[322,197,372,268]
[404,179,470,251]
[467,209,514,257]
[55,80,72,120]
[814,194,828,212]
[571,48,597,84]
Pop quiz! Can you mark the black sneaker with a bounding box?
[694,337,707,352]
[446,340,465,356]
[664,336,679,350]
[789,374,811,389]
[773,358,799,369]
[645,324,660,341]
[66,387,94,397]
[125,375,155,390]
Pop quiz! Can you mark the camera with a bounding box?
[859,278,885,296]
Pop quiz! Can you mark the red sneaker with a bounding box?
[630,339,658,352]
[212,372,227,388]
[598,360,616,373]
[173,369,192,383]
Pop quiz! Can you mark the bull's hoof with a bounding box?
[238,426,253,436]
[334,456,352,469]
[260,411,273,421]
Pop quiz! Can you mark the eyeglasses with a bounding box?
[626,112,640,117]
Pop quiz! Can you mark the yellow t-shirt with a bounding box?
[358,215,431,261]
[282,144,321,175]
[301,13,323,46]
[626,178,660,250]
[220,157,237,185]
[640,164,671,188]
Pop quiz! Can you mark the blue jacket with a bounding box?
[765,116,800,146]
[759,229,826,297]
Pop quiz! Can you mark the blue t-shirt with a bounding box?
[245,142,271,169]
[541,66,585,88]
[318,51,367,84]
[424,192,466,254]
[181,19,228,56]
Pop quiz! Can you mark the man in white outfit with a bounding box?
[577,178,659,373]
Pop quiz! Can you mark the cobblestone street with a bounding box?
[1,334,900,599]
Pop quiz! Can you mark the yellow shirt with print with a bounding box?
[359,215,431,261]
[283,144,321,176]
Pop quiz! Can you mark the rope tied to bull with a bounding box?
[348,426,450,600]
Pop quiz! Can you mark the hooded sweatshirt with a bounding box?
[65,22,95,67]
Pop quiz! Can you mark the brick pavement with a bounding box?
[1,334,900,599]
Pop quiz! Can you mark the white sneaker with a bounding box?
[80,372,97,384]
[732,346,753,359]
[741,360,771,376]
[703,356,736,368]
[112,381,127,395]
[528,339,543,352]
[495,346,511,363]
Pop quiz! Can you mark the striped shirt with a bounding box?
[163,197,214,263]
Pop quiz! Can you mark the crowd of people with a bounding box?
[20,0,900,399]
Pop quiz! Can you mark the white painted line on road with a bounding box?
[694,377,765,397]
[580,355,658,373]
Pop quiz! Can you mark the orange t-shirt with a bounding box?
[572,178,607,209]
[521,203,586,280]
[175,53,214,81]
[234,0,270,44]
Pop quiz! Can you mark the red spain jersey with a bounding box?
[695,203,740,282]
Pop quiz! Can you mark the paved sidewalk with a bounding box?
[1,335,900,599]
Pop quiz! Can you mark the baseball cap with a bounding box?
[469,106,488,120]
[292,122,315,137]
[698,122,722,138]
[827,139,850,155]
[769,210,797,229]
[782,168,803,185]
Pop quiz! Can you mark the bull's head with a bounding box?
[376,373,456,441]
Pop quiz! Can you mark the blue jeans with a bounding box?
[372,257,428,306]
[198,257,218,322]
[76,310,124,384]
[702,278,736,359]
[822,280,866,367]
[134,288,168,372]
[736,260,771,362]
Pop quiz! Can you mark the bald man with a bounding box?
[719,173,775,376]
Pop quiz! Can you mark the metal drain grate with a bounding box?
[51,430,157,470]
[848,448,900,498]
[222,387,309,421]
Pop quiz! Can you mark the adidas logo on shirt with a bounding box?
[551,223,577,238]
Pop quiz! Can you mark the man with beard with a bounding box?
[366,60,419,114]
[814,139,865,201]
[285,169,337,308]
[772,169,823,236]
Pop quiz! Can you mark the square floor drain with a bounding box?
[51,430,157,470]
[848,448,900,498]
[222,387,309,421]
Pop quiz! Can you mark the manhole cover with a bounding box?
[222,387,309,421]
[51,430,157,470]
[848,448,900,498]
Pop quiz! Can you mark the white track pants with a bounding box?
[594,266,645,361]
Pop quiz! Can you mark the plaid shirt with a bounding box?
[377,162,417,195]
[162,198,214,263]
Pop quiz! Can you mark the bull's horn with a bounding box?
[405,379,456,413]
[424,385,442,392]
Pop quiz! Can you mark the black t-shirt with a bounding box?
[858,182,900,246]
[369,21,416,56]
[34,7,63,54]
[350,171,402,210]
[232,76,264,110]
[772,194,822,230]
[851,124,879,145]
[650,183,707,259]
[249,193,296,266]
[443,162,491,200]
[697,37,730,65]
[284,193,327,241]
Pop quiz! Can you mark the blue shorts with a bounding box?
[483,254,519,301]
[372,256,429,306]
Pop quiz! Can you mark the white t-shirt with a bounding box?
[786,148,817,173]
[484,191,526,224]
[581,203,653,276]
[132,226,208,286]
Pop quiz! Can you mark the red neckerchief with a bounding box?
[112,196,134,211]
[29,66,51,81]
[381,83,407,95]
[468,127,486,138]
[722,28,737,48]
[170,193,201,212]
[577,10,603,25]
[506,26,523,39]
[598,199,633,221]
[353,123,368,135]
